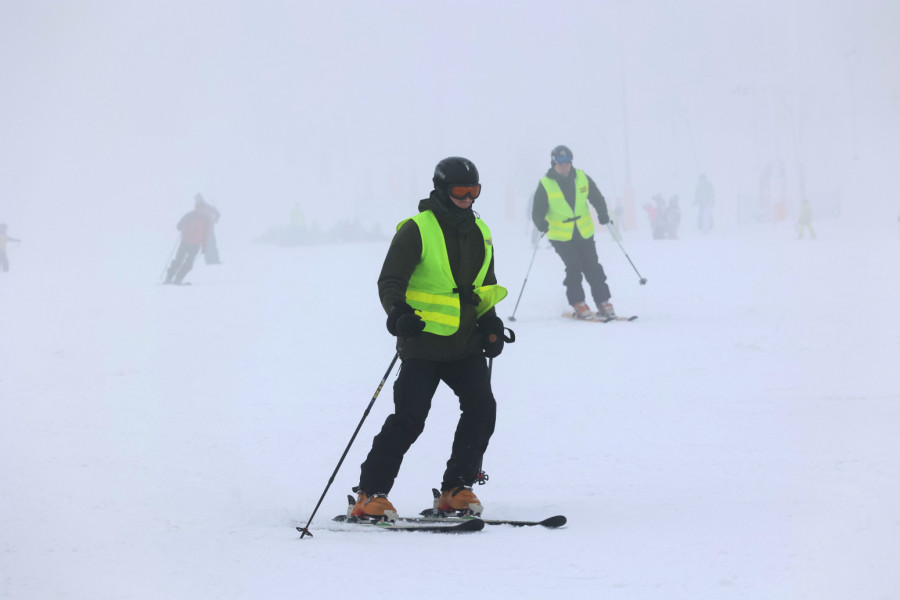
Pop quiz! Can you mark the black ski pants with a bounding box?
[358,353,496,494]
[550,235,611,307]
[166,242,201,284]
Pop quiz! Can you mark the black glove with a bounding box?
[597,211,610,225]
[477,314,505,358]
[537,222,549,234]
[386,302,425,339]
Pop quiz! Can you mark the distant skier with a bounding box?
[352,156,509,522]
[666,195,682,239]
[0,223,21,272]
[195,194,222,265]
[642,200,657,235]
[531,145,616,320]
[164,196,213,285]
[694,173,715,232]
[651,194,668,240]
[796,198,816,239]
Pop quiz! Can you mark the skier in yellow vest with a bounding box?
[532,145,615,319]
[352,157,510,522]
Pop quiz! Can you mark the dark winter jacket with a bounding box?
[378,191,500,362]
[177,210,212,247]
[532,167,609,234]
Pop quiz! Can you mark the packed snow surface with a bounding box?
[2,219,898,599]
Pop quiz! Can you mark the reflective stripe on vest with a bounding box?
[398,211,508,336]
[540,170,594,241]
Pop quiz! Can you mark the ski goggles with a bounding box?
[448,183,481,201]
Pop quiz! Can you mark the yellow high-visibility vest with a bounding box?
[540,170,594,241]
[398,211,507,335]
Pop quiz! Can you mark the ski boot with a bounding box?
[350,488,399,523]
[596,301,616,319]
[572,302,593,320]
[436,486,484,517]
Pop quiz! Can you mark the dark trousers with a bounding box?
[550,235,611,307]
[359,353,496,494]
[204,230,221,264]
[165,242,201,284]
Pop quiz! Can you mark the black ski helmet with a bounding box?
[551,145,573,166]
[433,156,479,193]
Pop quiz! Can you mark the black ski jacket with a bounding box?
[378,192,500,362]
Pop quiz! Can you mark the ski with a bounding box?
[412,511,566,528]
[326,514,484,533]
[562,311,637,323]
[418,490,566,528]
[325,493,565,534]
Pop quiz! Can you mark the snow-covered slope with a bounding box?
[2,219,898,599]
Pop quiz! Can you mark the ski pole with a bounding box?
[298,349,401,539]
[158,235,180,283]
[508,232,545,321]
[482,324,514,484]
[606,221,647,285]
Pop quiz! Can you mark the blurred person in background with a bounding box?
[197,194,222,265]
[164,196,213,285]
[796,198,816,240]
[0,223,21,272]
[694,173,715,232]
[666,195,682,239]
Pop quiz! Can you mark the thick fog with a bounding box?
[2,0,899,253]
[3,4,900,597]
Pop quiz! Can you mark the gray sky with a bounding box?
[2,0,898,246]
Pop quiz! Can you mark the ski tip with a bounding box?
[627,315,638,321]
[456,518,486,532]
[539,515,567,528]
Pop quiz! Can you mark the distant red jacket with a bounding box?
[177,210,211,247]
